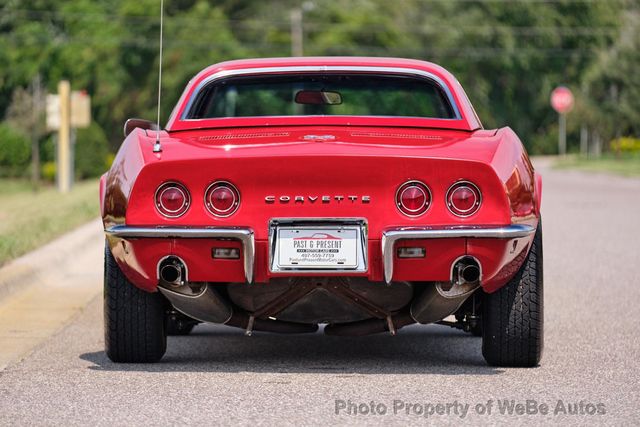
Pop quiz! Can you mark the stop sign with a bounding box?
[550,86,574,114]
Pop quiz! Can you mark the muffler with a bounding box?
[159,284,233,324]
[410,257,481,324]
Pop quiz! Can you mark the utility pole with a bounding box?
[290,8,303,57]
[31,75,42,187]
[57,80,71,193]
[46,83,91,193]
[580,125,588,157]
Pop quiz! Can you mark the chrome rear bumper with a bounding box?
[105,225,255,283]
[381,224,535,283]
[105,223,535,285]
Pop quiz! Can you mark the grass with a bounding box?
[0,179,99,266]
[553,154,640,177]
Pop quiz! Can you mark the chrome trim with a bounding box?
[268,218,368,274]
[381,224,535,283]
[181,66,462,120]
[105,225,255,283]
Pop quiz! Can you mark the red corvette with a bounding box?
[101,57,543,366]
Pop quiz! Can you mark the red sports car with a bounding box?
[101,57,543,366]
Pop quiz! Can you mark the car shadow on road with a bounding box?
[80,323,503,375]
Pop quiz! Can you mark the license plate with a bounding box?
[276,227,359,269]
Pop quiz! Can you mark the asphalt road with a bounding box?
[1,161,639,426]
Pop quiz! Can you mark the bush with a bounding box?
[611,137,640,154]
[41,161,56,182]
[0,123,30,177]
[75,123,111,179]
[530,131,557,155]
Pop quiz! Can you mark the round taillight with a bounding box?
[155,182,190,218]
[205,181,240,217]
[396,181,431,217]
[447,181,481,217]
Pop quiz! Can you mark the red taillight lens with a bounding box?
[205,181,240,217]
[396,181,431,217]
[447,181,481,217]
[155,182,190,218]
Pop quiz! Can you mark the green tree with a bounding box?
[75,122,111,179]
[0,0,635,158]
[582,11,640,144]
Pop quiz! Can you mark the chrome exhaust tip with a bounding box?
[158,256,187,287]
[436,256,482,298]
[160,264,181,284]
[452,256,481,287]
[461,264,480,284]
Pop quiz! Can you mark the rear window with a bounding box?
[186,74,456,119]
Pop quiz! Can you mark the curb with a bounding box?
[0,218,103,304]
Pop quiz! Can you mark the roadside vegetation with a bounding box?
[1,1,638,158]
[0,180,99,266]
[555,137,640,177]
[554,155,640,177]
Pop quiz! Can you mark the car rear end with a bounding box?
[102,57,542,366]
[111,127,530,285]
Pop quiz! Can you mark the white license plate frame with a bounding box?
[269,219,368,273]
[276,227,359,269]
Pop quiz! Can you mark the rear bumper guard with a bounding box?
[381,224,536,283]
[105,225,255,283]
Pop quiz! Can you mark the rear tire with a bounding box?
[104,243,167,363]
[482,223,543,367]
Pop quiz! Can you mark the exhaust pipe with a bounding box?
[159,257,186,286]
[324,312,415,336]
[160,264,181,285]
[159,285,318,333]
[410,256,482,325]
[461,264,480,284]
[159,284,233,324]
[157,257,318,331]
[452,256,481,287]
[226,312,318,334]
